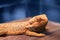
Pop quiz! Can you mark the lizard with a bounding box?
[0,14,48,37]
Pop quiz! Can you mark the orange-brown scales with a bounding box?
[0,14,48,37]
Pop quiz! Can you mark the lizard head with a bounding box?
[27,14,48,33]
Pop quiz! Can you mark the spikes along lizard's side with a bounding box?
[0,14,48,37]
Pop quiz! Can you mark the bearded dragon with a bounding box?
[0,14,48,37]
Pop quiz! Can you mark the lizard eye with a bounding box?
[29,22,32,25]
[36,18,44,22]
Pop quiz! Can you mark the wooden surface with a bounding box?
[0,18,60,40]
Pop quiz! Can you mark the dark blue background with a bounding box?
[0,0,60,23]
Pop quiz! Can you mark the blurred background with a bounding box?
[0,0,60,23]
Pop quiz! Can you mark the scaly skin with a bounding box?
[0,14,48,37]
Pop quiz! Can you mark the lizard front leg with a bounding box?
[25,30,45,37]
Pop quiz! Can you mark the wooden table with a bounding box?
[0,18,60,40]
